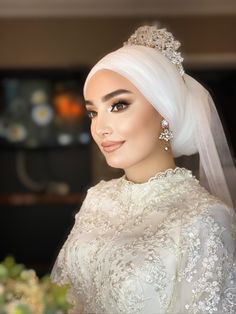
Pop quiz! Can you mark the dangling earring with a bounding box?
[158,119,173,151]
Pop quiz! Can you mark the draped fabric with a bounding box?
[51,167,236,314]
[83,45,236,209]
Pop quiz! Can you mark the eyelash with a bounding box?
[86,100,130,119]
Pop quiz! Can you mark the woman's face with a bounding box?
[84,69,163,170]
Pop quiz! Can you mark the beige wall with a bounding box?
[0,16,235,182]
[0,16,235,68]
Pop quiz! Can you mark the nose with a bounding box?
[94,111,112,137]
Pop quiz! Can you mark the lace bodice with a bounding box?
[51,167,236,314]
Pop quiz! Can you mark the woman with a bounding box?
[51,25,236,313]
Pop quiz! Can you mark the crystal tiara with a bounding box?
[123,25,185,76]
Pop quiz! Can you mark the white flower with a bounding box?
[31,104,54,126]
[5,300,22,313]
[5,123,27,142]
[58,133,72,145]
[31,90,47,105]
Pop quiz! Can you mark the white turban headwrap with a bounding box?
[84,45,236,209]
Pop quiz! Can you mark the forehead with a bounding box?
[84,69,140,99]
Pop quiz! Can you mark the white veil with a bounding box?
[84,45,236,209]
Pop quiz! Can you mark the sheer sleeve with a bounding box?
[167,204,236,314]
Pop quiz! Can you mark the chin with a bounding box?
[105,156,135,170]
[106,159,125,169]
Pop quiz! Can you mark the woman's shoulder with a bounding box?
[182,193,236,241]
[172,176,236,231]
[80,177,122,207]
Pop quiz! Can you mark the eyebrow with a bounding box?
[84,89,132,106]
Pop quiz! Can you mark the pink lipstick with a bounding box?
[101,141,124,153]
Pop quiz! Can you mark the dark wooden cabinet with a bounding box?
[0,146,92,275]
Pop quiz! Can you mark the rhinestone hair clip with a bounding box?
[123,25,185,76]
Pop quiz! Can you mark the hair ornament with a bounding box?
[123,25,185,76]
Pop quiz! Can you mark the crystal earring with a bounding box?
[158,119,173,151]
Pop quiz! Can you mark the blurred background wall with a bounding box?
[0,0,235,275]
[0,16,235,68]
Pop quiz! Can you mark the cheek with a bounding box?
[88,107,161,169]
[89,123,102,153]
[126,110,160,144]
[90,122,99,144]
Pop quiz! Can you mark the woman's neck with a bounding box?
[124,159,176,184]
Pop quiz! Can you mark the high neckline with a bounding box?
[120,167,192,186]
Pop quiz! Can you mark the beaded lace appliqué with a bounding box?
[121,166,188,184]
[51,168,236,314]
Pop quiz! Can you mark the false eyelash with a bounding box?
[86,100,131,119]
[86,111,97,119]
[109,100,130,112]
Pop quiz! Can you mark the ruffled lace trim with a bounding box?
[120,166,192,185]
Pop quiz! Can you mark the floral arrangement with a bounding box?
[0,256,71,314]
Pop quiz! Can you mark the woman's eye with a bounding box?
[86,111,97,119]
[110,101,129,112]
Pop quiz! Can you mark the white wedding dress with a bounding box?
[51,167,236,314]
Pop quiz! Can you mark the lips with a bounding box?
[101,141,125,153]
